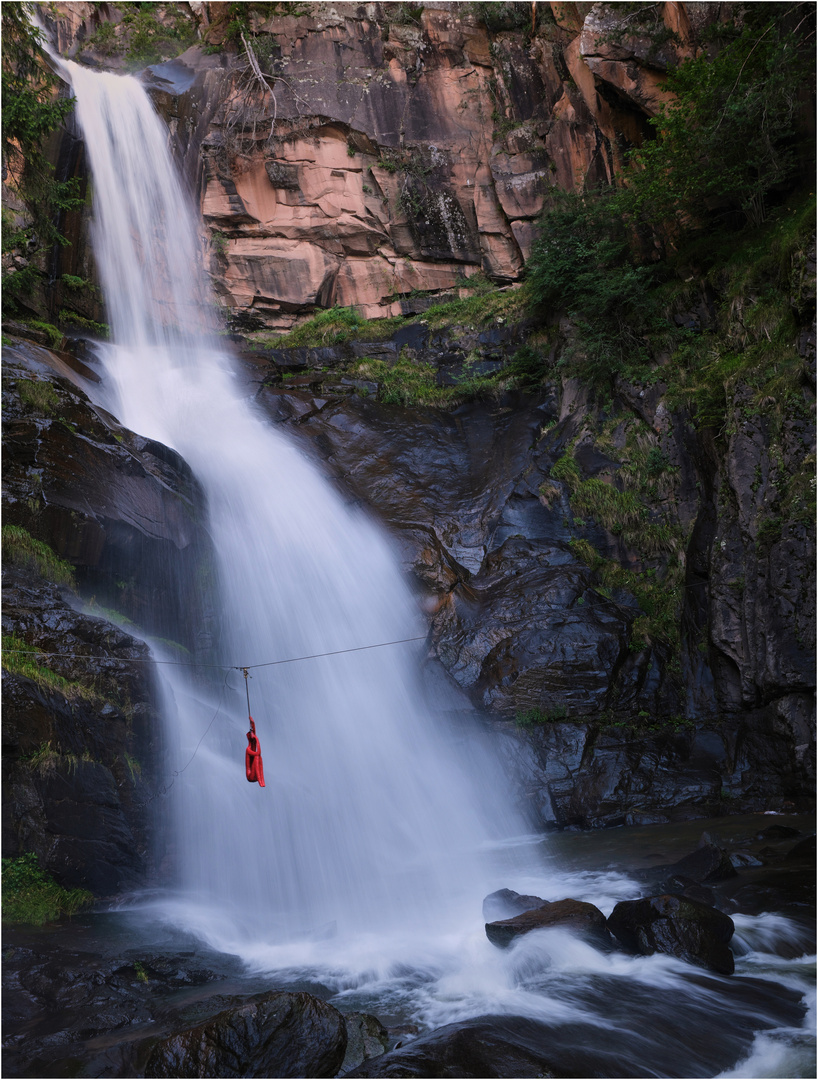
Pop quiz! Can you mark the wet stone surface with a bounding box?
[2,817,813,1078]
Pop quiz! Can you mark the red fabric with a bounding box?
[245,716,265,787]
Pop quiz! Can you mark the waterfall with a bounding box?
[20,50,815,1080]
[59,61,527,956]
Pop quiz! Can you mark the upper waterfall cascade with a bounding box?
[58,58,527,952]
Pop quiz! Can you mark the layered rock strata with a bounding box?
[45,1,734,326]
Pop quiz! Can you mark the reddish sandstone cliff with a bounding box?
[47,1,732,328]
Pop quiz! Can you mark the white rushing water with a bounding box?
[57,56,815,1079]
[59,60,527,953]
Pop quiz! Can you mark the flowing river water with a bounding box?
[51,58,815,1078]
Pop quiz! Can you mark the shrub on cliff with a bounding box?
[2,852,92,925]
[525,189,667,383]
[1,1,81,314]
[625,2,815,231]
[526,3,815,388]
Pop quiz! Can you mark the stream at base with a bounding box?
[139,814,817,1078]
[5,815,813,1079]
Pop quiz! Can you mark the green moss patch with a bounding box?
[16,378,60,415]
[2,526,75,587]
[2,852,92,925]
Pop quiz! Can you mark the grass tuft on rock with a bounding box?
[1,634,91,700]
[2,525,75,587]
[2,852,92,925]
[17,378,60,415]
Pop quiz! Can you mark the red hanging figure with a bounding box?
[245,716,265,786]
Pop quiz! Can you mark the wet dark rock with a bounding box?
[344,1016,621,1078]
[481,888,548,922]
[663,874,718,907]
[2,567,162,893]
[344,980,805,1080]
[607,894,736,975]
[2,337,214,654]
[144,990,347,1079]
[758,824,801,840]
[665,842,738,884]
[486,898,610,950]
[729,852,764,869]
[786,834,816,862]
[254,353,814,826]
[718,862,817,917]
[340,1012,390,1075]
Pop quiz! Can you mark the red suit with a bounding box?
[245,717,265,786]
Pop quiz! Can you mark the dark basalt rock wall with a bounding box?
[246,316,815,823]
[2,566,163,893]
[2,336,217,892]
[2,337,216,657]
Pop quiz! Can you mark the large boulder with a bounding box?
[486,897,610,949]
[664,841,738,884]
[607,894,735,975]
[144,990,347,1078]
[340,1012,390,1075]
[482,887,548,922]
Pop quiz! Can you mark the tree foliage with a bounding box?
[525,189,665,382]
[525,3,815,384]
[2,1,81,311]
[625,3,815,230]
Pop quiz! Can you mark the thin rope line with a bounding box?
[237,635,428,670]
[1,635,428,669]
[2,578,716,670]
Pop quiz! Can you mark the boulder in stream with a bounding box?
[665,841,738,883]
[144,989,347,1078]
[482,888,548,922]
[607,894,735,974]
[340,1011,390,1075]
[486,898,611,949]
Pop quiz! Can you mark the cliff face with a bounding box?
[47,1,730,328]
[247,301,815,825]
[2,337,215,892]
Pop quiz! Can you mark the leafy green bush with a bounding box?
[2,852,92,925]
[1,3,82,314]
[515,705,570,726]
[82,19,119,56]
[625,5,814,230]
[525,190,666,383]
[121,4,197,67]
[524,7,814,392]
[58,310,110,339]
[24,320,64,349]
[60,274,90,291]
[504,344,550,387]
